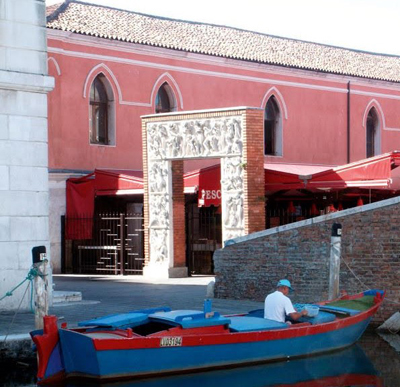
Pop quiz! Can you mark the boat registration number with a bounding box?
[160,337,182,347]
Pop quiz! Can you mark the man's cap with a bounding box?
[277,279,293,291]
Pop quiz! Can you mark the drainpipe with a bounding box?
[347,81,351,163]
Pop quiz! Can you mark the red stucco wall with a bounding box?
[47,32,400,172]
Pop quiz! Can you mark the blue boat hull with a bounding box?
[58,316,371,379]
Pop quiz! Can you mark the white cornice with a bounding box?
[47,30,400,92]
[48,46,348,95]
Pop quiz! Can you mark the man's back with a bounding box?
[264,290,295,323]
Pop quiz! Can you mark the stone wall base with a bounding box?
[143,264,188,279]
[168,267,188,278]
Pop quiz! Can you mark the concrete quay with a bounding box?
[0,274,263,360]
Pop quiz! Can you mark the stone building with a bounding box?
[0,0,53,310]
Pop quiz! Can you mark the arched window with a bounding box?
[264,96,282,156]
[90,74,115,145]
[366,108,379,158]
[155,82,176,113]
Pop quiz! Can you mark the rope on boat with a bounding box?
[0,265,46,309]
[2,282,31,344]
[341,256,400,334]
[341,256,400,306]
[1,263,47,343]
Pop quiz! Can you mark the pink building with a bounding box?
[46,1,400,275]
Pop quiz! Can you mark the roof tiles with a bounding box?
[46,1,400,83]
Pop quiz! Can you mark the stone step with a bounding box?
[52,290,82,304]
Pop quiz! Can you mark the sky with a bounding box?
[46,0,400,56]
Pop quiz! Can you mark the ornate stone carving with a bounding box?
[221,156,243,192]
[149,229,168,263]
[148,161,168,193]
[223,193,244,228]
[147,117,243,160]
[149,193,169,228]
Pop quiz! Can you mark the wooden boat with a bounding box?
[30,289,384,384]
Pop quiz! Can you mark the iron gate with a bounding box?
[186,205,222,275]
[64,212,144,275]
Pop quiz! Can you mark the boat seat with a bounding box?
[247,309,264,318]
[246,307,337,325]
[229,316,288,332]
[148,310,231,329]
[79,312,150,329]
[79,307,171,329]
[295,311,336,325]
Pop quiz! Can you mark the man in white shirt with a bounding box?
[264,279,308,323]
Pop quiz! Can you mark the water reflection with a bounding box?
[41,344,381,387]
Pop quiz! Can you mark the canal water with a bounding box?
[1,332,399,387]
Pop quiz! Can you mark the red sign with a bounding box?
[198,189,221,207]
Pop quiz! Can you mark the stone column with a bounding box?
[0,0,54,310]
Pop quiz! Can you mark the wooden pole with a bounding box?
[329,223,342,300]
[34,258,49,329]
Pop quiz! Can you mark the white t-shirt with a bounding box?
[264,290,296,323]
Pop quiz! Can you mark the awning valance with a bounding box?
[264,164,332,191]
[95,169,144,195]
[265,151,400,192]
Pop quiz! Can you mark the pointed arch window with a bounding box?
[366,107,379,158]
[264,96,282,156]
[155,82,176,113]
[90,74,115,145]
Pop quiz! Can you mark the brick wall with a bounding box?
[171,160,185,267]
[242,109,265,234]
[214,196,400,324]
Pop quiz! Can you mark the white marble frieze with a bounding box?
[147,116,243,161]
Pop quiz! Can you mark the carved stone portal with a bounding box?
[144,113,248,278]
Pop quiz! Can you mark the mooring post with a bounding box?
[329,223,342,300]
[33,246,49,329]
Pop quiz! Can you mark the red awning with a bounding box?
[66,173,95,217]
[183,164,221,207]
[66,170,144,239]
[264,164,332,191]
[66,173,95,239]
[304,153,396,189]
[66,169,144,216]
[65,151,400,228]
[265,151,400,191]
[95,169,143,195]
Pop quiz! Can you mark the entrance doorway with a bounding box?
[186,200,222,275]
